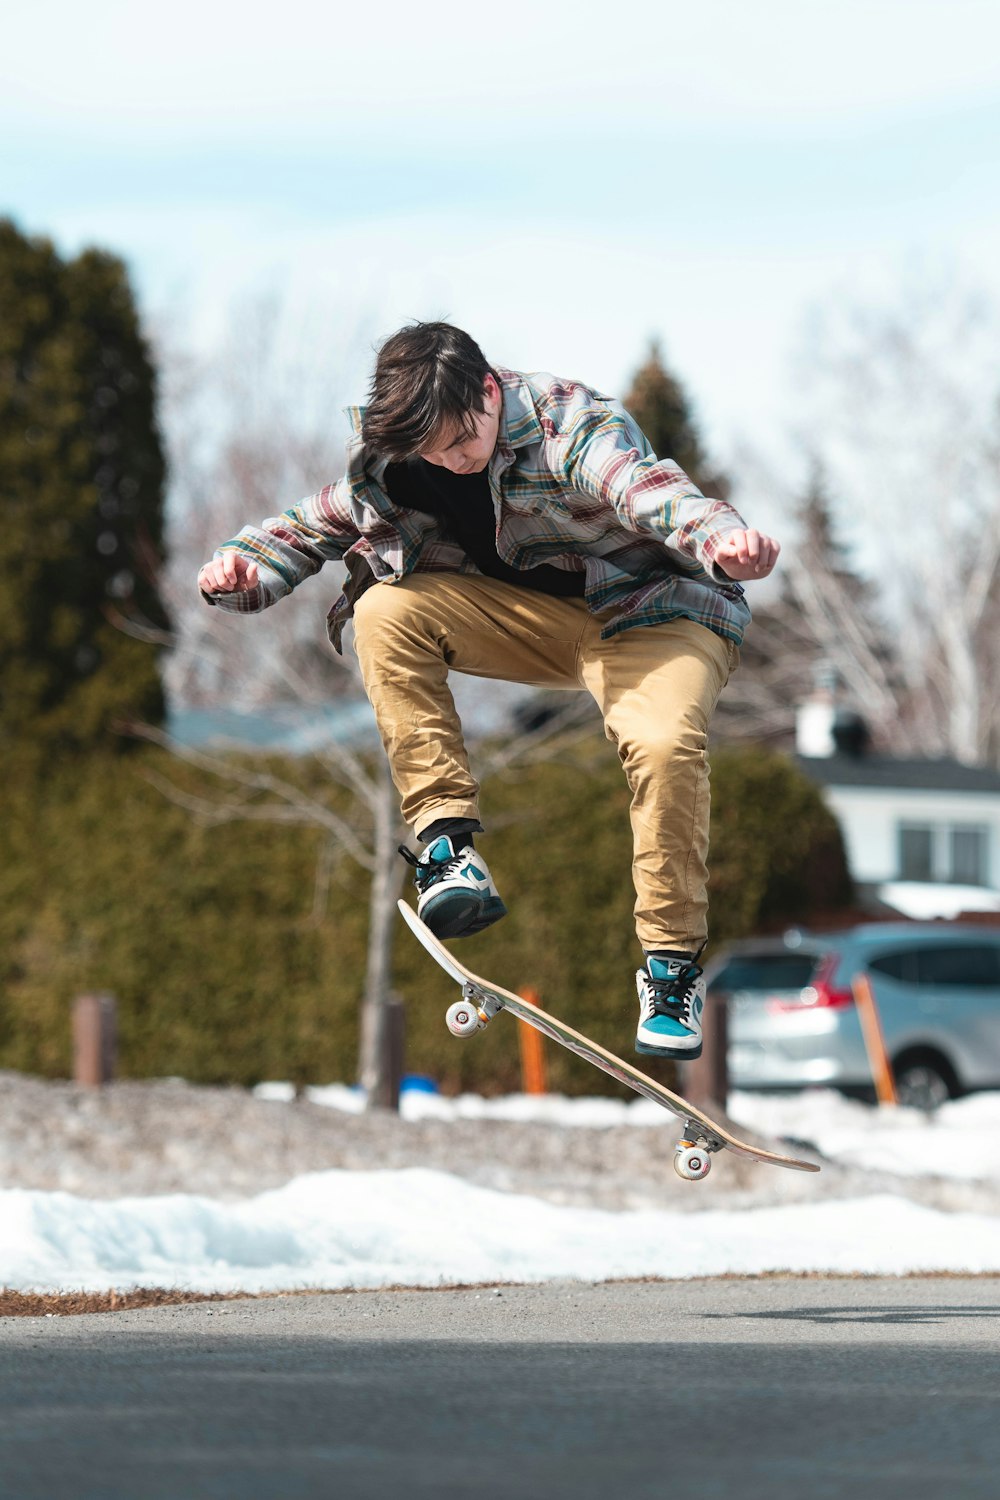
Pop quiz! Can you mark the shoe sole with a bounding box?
[453,898,508,938]
[635,1039,703,1061]
[420,890,486,940]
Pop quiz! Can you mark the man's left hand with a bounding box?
[714,529,781,580]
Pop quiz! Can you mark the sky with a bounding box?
[5,0,1000,489]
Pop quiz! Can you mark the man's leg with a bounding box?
[352,575,588,935]
[579,615,737,1056]
[352,574,587,834]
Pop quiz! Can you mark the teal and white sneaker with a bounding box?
[635,952,705,1059]
[399,836,507,939]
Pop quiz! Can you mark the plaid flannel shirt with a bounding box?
[207,366,753,651]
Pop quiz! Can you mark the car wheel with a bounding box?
[893,1056,955,1111]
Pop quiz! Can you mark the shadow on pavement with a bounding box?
[702,1303,1000,1325]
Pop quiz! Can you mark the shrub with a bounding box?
[0,739,850,1094]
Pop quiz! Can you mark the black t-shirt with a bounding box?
[383,458,586,598]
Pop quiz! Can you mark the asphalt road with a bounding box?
[1,1277,999,1500]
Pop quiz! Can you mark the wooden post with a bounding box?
[851,973,899,1106]
[516,988,548,1095]
[73,993,117,1088]
[368,993,406,1112]
[682,991,728,1115]
[387,993,405,1112]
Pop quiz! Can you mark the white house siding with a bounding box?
[820,785,1000,887]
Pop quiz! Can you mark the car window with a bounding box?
[912,944,1000,987]
[712,954,820,991]
[867,949,919,983]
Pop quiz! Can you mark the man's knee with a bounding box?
[353,579,427,645]
[619,717,707,777]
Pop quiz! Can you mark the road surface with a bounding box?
[2,1277,998,1499]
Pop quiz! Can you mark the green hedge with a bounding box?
[0,737,849,1095]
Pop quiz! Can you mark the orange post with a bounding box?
[516,987,548,1095]
[851,973,899,1106]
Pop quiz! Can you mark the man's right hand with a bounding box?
[197,550,260,594]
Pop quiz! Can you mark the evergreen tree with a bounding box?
[623,340,730,499]
[0,218,167,753]
[715,457,898,747]
[794,459,867,602]
[787,459,897,719]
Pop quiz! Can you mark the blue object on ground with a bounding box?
[401,1074,439,1094]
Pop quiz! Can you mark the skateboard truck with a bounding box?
[674,1119,725,1181]
[445,982,504,1037]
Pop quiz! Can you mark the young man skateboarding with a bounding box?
[197,322,779,1061]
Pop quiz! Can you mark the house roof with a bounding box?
[796,754,1000,794]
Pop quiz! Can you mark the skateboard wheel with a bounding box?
[674,1144,712,1181]
[445,1001,482,1038]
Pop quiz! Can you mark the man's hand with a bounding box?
[714,530,780,581]
[197,550,260,595]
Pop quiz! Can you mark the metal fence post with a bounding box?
[682,990,728,1115]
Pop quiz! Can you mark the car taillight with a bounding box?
[765,955,855,1013]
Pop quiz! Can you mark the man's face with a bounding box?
[419,374,503,474]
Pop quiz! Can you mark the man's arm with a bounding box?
[555,401,778,581]
[198,475,361,611]
[711,529,780,580]
[198,550,260,599]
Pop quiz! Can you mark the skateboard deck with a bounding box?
[399,900,820,1181]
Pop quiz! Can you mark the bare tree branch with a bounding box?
[129,722,376,870]
[725,276,1000,765]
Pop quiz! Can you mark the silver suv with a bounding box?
[705,924,1000,1109]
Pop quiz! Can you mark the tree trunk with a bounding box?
[358,760,408,1109]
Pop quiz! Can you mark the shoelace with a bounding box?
[398,843,464,891]
[647,959,704,1023]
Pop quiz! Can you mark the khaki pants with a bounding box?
[352,575,737,952]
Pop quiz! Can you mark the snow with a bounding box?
[732,1089,1000,1182]
[2,1172,1000,1297]
[2,1088,1000,1296]
[877,881,1000,920]
[256,1081,1000,1185]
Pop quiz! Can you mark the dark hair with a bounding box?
[362,321,496,460]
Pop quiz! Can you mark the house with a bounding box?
[793,695,1000,921]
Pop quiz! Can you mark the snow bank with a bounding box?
[4,1086,999,1296]
[3,1169,1000,1296]
[730,1090,1000,1182]
[256,1083,1000,1184]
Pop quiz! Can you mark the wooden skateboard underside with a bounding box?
[398,901,819,1175]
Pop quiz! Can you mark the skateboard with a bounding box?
[398,900,820,1182]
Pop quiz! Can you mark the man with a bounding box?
[198,322,779,1060]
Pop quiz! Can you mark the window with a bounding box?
[952,827,987,886]
[896,822,989,886]
[899,826,933,882]
[913,944,1000,988]
[868,949,919,983]
[713,954,820,991]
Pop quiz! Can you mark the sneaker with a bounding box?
[399,836,507,939]
[635,952,705,1059]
